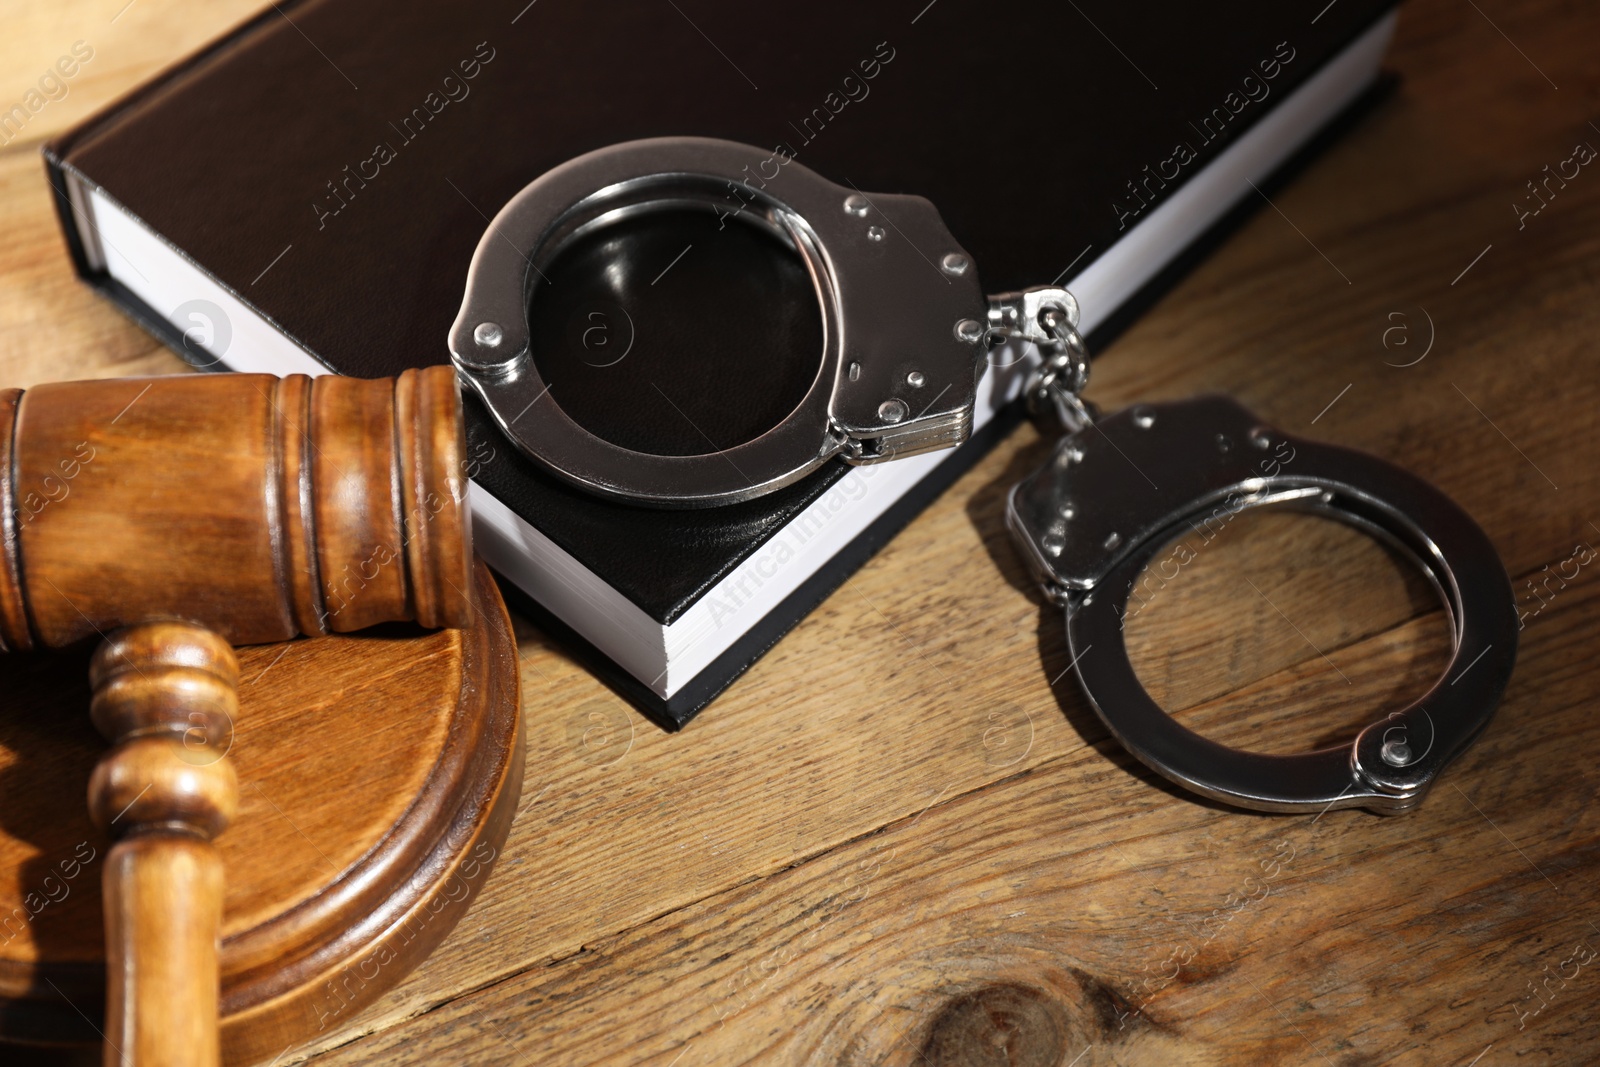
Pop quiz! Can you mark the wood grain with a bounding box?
[1,367,471,649]
[308,573,1600,1067]
[3,0,1599,1063]
[0,562,523,1066]
[0,358,489,1064]
[90,623,240,1067]
[0,3,265,158]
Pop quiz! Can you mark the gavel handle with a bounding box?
[88,623,241,1067]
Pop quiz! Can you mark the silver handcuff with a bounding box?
[1005,298,1518,815]
[449,136,990,507]
[450,137,1518,814]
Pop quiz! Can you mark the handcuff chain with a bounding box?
[984,286,1095,436]
[1026,307,1096,435]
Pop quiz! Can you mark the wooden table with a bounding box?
[3,1,1597,1063]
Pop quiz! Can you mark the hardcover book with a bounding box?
[44,0,1398,726]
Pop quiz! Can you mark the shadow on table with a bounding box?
[0,640,113,1057]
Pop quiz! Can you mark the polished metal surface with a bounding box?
[449,136,988,507]
[1008,394,1519,815]
[1003,288,1094,435]
[986,286,1079,349]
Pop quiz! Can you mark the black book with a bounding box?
[44,0,1398,727]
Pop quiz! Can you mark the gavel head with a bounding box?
[0,366,472,652]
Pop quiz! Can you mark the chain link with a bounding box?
[1024,305,1096,434]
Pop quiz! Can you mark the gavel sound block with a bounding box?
[0,368,523,1065]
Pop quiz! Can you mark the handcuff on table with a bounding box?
[448,137,1518,816]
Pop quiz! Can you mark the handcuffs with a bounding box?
[450,137,1518,815]
[449,137,986,507]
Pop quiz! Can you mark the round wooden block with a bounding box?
[0,560,523,1065]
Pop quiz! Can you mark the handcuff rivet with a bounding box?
[955,319,984,344]
[878,399,908,423]
[1103,531,1122,550]
[1132,407,1156,429]
[941,253,970,276]
[1381,740,1413,767]
[473,322,504,348]
[907,371,925,388]
[848,361,861,382]
[1216,434,1232,453]
[1250,427,1272,449]
[844,194,870,217]
[1059,503,1075,520]
[867,226,886,242]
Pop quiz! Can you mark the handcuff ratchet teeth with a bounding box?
[449,136,992,508]
[1006,295,1519,815]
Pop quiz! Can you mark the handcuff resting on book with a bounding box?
[448,136,1518,816]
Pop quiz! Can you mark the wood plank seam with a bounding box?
[315,623,1513,1044]
[310,542,1589,1058]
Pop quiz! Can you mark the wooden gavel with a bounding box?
[0,366,472,1066]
